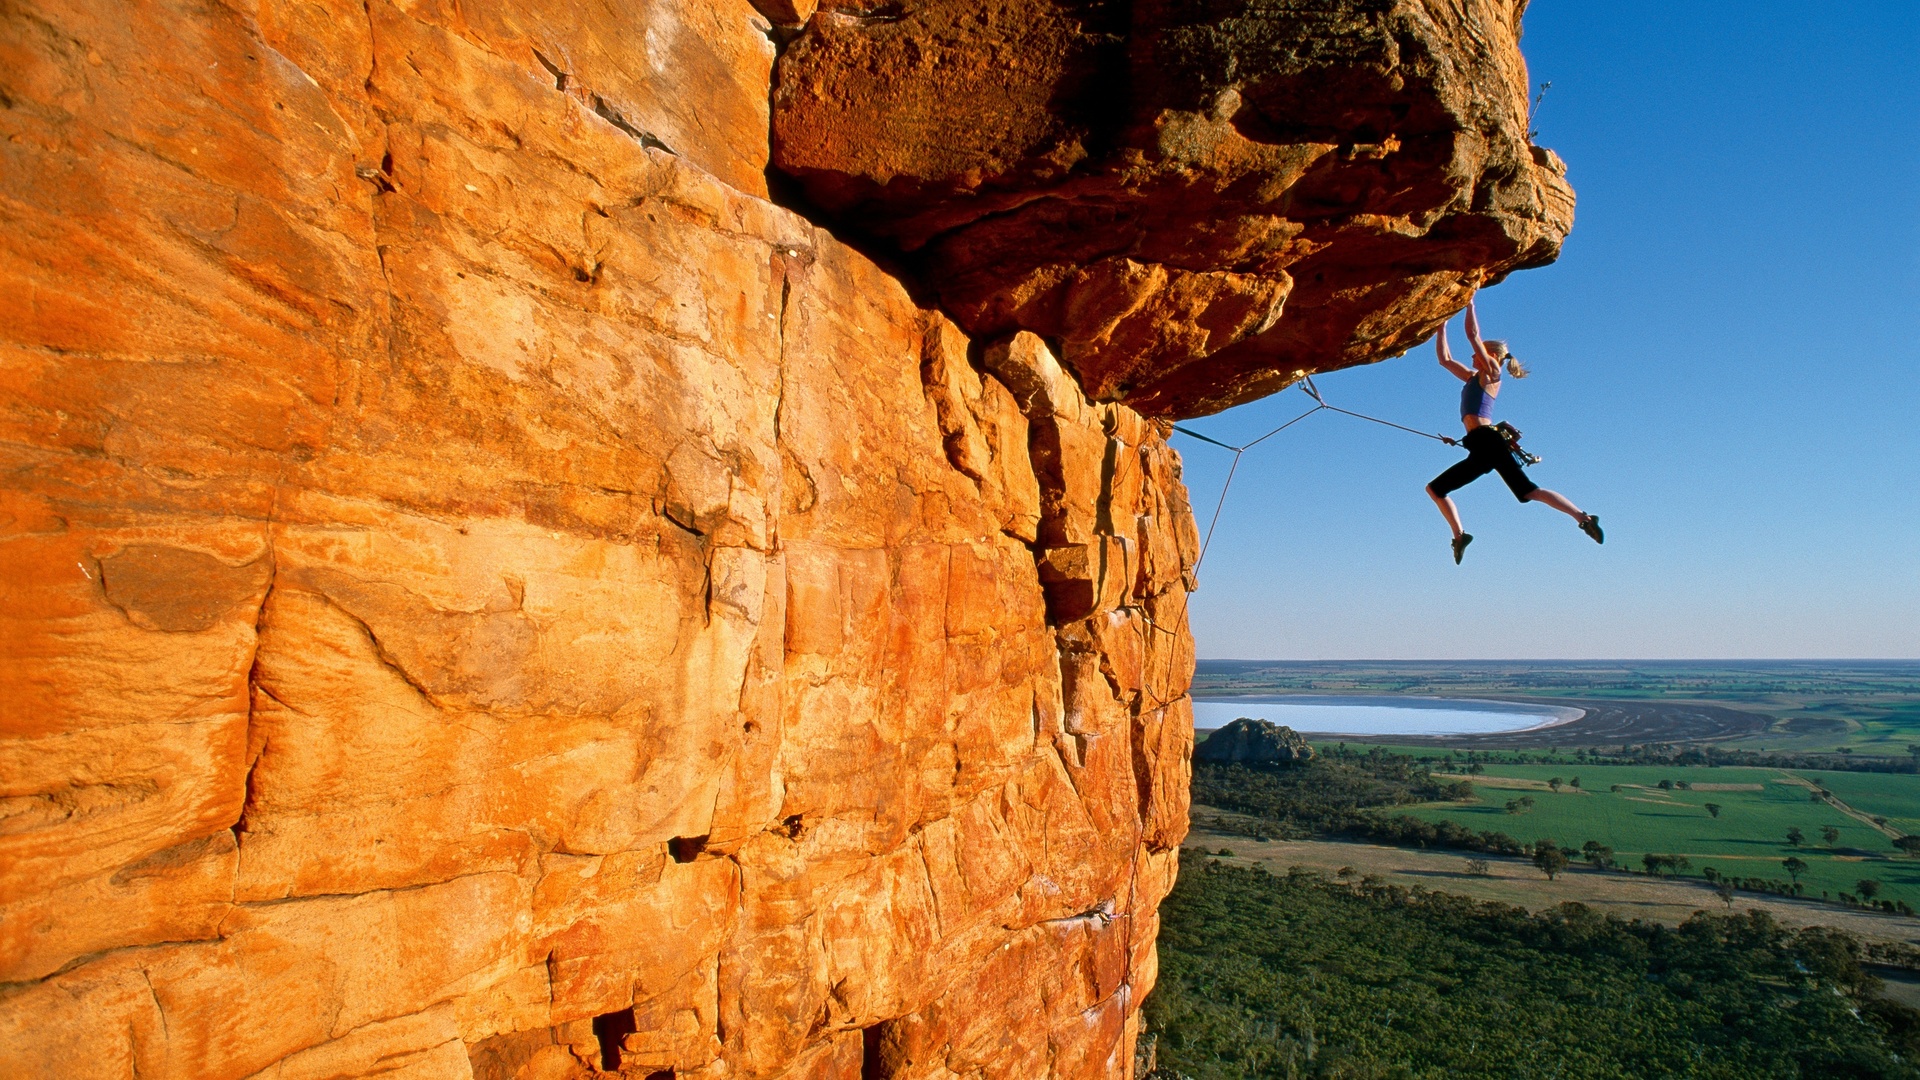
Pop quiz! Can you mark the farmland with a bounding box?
[1181,828,1920,953]
[1804,768,1920,836]
[1399,761,1920,906]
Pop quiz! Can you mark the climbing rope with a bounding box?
[1134,376,1458,655]
[1116,375,1466,951]
[1185,402,1317,568]
[1171,376,1458,568]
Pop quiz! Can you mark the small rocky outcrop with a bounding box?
[1196,719,1317,765]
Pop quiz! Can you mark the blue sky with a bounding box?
[1179,1,1919,660]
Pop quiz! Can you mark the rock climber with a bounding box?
[1426,299,1603,563]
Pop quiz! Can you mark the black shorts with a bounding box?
[1429,425,1538,502]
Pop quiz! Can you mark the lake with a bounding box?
[1191,694,1582,737]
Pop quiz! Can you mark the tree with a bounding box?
[1582,841,1614,870]
[1658,779,1673,791]
[1786,827,1805,847]
[1465,858,1491,877]
[1811,791,1826,803]
[1704,802,1722,819]
[1569,776,1581,790]
[1715,881,1737,911]
[1821,825,1841,847]
[1643,853,1688,878]
[1643,854,1691,877]
[1858,879,1882,900]
[1548,777,1563,792]
[1896,836,1920,857]
[1532,841,1570,881]
[1782,856,1809,884]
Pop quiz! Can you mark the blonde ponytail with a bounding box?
[1480,339,1529,378]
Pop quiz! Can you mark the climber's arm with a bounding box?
[1464,299,1495,370]
[1436,322,1473,382]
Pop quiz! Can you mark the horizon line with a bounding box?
[1195,657,1920,664]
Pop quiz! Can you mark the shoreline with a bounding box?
[1192,693,1586,738]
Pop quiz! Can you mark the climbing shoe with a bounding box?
[1452,534,1473,564]
[1580,515,1604,544]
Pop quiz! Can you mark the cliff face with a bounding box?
[0,1,1564,1078]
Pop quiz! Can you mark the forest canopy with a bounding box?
[1146,851,1920,1079]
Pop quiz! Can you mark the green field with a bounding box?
[1802,767,1920,835]
[1400,761,1920,906]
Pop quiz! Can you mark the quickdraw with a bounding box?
[1491,421,1543,466]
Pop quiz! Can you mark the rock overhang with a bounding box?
[770,0,1575,418]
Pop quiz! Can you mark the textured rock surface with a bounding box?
[1193,720,1315,766]
[772,0,1574,416]
[1,0,1564,1076]
[0,1,1193,1076]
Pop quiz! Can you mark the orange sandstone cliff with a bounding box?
[0,1,1569,1078]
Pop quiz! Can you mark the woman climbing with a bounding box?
[1426,300,1603,563]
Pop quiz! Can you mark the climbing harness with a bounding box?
[1170,376,1460,567]
[1490,421,1543,466]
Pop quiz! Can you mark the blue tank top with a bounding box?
[1461,376,1495,420]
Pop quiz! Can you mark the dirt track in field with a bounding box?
[1186,823,1920,951]
[1776,771,1907,838]
[1431,773,1593,792]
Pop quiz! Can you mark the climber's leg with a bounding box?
[1524,487,1585,521]
[1521,488,1603,543]
[1426,484,1466,540]
[1428,453,1491,541]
